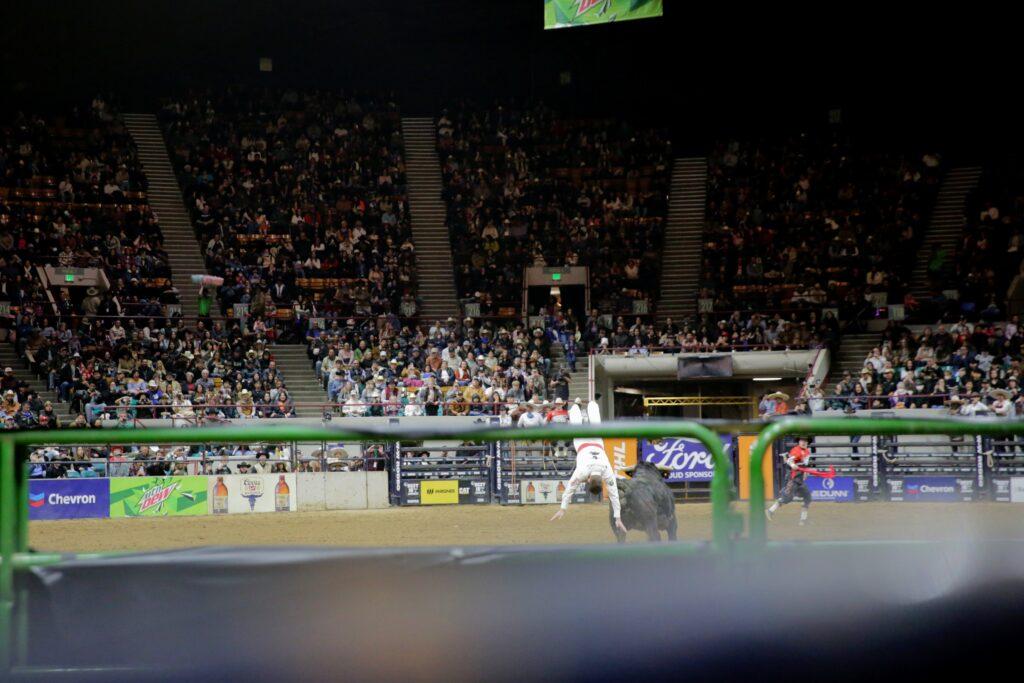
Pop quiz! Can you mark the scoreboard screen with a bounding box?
[544,0,663,30]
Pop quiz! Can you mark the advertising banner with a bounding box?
[1012,477,1024,503]
[401,478,490,505]
[28,480,109,520]
[501,481,520,504]
[736,434,773,500]
[520,479,588,505]
[400,480,421,505]
[603,438,638,478]
[544,0,664,30]
[641,435,732,483]
[886,476,975,502]
[209,474,297,514]
[421,479,459,505]
[805,476,870,503]
[458,479,491,504]
[109,476,208,517]
[992,477,1012,503]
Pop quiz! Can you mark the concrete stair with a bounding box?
[400,117,459,321]
[657,158,707,322]
[827,333,879,392]
[910,166,983,298]
[548,343,591,402]
[271,345,330,418]
[0,344,76,423]
[123,113,208,318]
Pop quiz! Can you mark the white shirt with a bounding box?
[959,402,990,417]
[517,411,542,428]
[560,439,621,519]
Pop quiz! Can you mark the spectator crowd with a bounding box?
[438,101,671,318]
[8,95,1024,433]
[160,88,418,326]
[306,314,572,417]
[25,441,388,479]
[812,317,1024,415]
[702,133,941,322]
[944,162,1024,321]
[1,98,176,322]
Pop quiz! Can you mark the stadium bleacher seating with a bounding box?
[159,88,418,320]
[438,101,672,319]
[702,133,941,322]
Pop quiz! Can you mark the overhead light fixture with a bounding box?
[752,377,783,382]
[614,387,646,395]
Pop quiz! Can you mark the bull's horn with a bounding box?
[654,465,673,472]
[620,465,636,475]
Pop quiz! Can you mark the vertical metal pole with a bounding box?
[13,444,28,666]
[16,446,28,553]
[495,441,503,504]
[1,436,16,672]
[748,422,782,544]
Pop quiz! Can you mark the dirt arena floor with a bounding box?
[29,502,1024,553]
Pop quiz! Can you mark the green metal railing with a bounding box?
[4,416,1024,674]
[747,416,1024,543]
[0,420,731,673]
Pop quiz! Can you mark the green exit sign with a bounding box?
[551,273,562,281]
[65,274,75,282]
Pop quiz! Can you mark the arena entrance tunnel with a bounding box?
[2,416,1024,679]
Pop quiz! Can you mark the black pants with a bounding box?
[779,476,812,509]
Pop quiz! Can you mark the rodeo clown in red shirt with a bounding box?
[766,436,814,526]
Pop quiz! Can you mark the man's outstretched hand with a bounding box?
[615,518,628,534]
[550,509,565,521]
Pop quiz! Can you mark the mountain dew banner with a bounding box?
[544,0,663,30]
[110,476,209,517]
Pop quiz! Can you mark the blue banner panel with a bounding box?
[641,436,732,483]
[807,476,858,502]
[886,476,975,502]
[29,479,110,520]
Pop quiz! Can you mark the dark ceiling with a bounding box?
[1,1,1018,158]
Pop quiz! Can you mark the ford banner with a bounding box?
[641,436,732,483]
[29,480,110,520]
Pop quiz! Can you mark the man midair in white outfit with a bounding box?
[550,401,628,534]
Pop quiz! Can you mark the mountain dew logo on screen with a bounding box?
[545,0,664,29]
[110,476,207,517]
[137,481,179,513]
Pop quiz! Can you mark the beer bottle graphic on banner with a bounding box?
[213,477,229,514]
[526,481,536,503]
[275,475,290,512]
[556,480,566,501]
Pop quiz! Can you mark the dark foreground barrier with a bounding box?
[14,540,1024,680]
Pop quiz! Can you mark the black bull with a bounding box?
[610,461,678,542]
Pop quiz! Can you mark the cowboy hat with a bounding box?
[766,391,789,401]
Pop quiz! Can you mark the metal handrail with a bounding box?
[746,416,1024,543]
[590,343,813,354]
